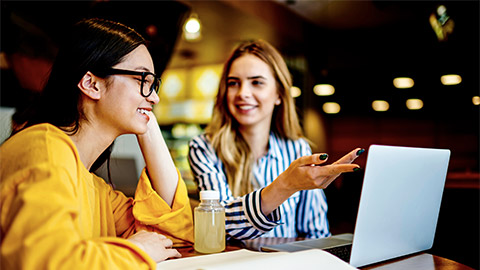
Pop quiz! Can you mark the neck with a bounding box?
[68,121,117,171]
[239,124,271,160]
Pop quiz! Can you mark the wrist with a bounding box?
[261,174,296,216]
[272,172,297,196]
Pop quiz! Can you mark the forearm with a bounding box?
[260,172,296,216]
[137,126,178,206]
[223,190,281,240]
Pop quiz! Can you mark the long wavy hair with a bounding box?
[205,40,304,197]
[19,18,146,173]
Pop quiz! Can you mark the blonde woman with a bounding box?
[188,40,363,240]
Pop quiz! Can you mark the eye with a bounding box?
[227,80,239,87]
[252,80,264,86]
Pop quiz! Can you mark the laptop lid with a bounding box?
[349,144,450,267]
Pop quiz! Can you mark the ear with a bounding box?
[77,71,101,100]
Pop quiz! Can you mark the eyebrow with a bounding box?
[227,75,267,80]
[134,66,153,73]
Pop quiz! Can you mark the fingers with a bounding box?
[317,164,360,176]
[128,231,178,261]
[165,248,182,259]
[298,153,329,167]
[333,148,365,165]
[161,238,173,248]
[299,147,365,167]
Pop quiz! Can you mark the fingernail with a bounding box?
[353,167,361,172]
[356,149,365,156]
[319,154,328,160]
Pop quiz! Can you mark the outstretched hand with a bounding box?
[281,148,363,192]
[261,148,364,216]
[127,230,181,263]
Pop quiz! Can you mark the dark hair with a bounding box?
[22,18,146,134]
[18,18,146,176]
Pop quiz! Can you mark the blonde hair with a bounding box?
[205,40,304,197]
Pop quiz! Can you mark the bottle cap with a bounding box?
[199,190,220,200]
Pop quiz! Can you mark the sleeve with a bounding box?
[0,164,155,270]
[132,168,194,246]
[295,139,331,238]
[188,135,282,240]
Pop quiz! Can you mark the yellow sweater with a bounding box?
[0,124,194,269]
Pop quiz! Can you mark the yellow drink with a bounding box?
[194,208,225,253]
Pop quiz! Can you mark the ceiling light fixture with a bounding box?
[393,77,414,89]
[290,86,301,98]
[183,13,202,41]
[372,100,389,112]
[322,102,340,114]
[473,96,480,106]
[440,74,462,85]
[406,99,424,110]
[313,84,335,96]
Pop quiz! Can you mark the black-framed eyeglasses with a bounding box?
[100,68,161,97]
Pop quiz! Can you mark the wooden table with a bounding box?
[175,238,475,270]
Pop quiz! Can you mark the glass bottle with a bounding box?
[194,190,225,253]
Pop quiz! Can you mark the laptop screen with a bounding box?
[349,144,451,267]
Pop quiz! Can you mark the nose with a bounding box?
[237,83,252,99]
[147,90,160,105]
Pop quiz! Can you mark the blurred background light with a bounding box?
[291,86,301,98]
[314,84,335,96]
[372,100,390,112]
[473,96,480,106]
[406,99,424,110]
[194,68,220,98]
[322,102,341,114]
[161,72,184,99]
[183,13,201,41]
[393,77,414,89]
[441,74,462,85]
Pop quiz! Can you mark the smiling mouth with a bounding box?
[137,108,149,115]
[237,105,256,110]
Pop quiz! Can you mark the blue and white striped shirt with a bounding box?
[188,132,331,240]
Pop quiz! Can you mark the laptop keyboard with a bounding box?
[324,244,352,262]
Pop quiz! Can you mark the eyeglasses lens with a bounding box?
[141,74,160,97]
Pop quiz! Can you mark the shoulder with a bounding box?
[189,134,212,150]
[188,134,220,165]
[1,123,80,175]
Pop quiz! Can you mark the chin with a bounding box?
[128,124,148,135]
[234,117,257,127]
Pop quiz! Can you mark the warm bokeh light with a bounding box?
[322,102,341,114]
[473,96,480,105]
[372,100,389,112]
[313,84,335,96]
[393,77,414,89]
[183,15,201,41]
[193,65,222,98]
[406,99,424,110]
[184,17,200,33]
[290,86,301,98]
[161,72,184,99]
[440,74,462,85]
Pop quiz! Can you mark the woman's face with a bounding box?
[98,44,159,135]
[226,54,280,130]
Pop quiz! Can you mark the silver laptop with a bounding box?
[262,144,451,267]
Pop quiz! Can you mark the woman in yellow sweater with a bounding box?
[0,18,193,269]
